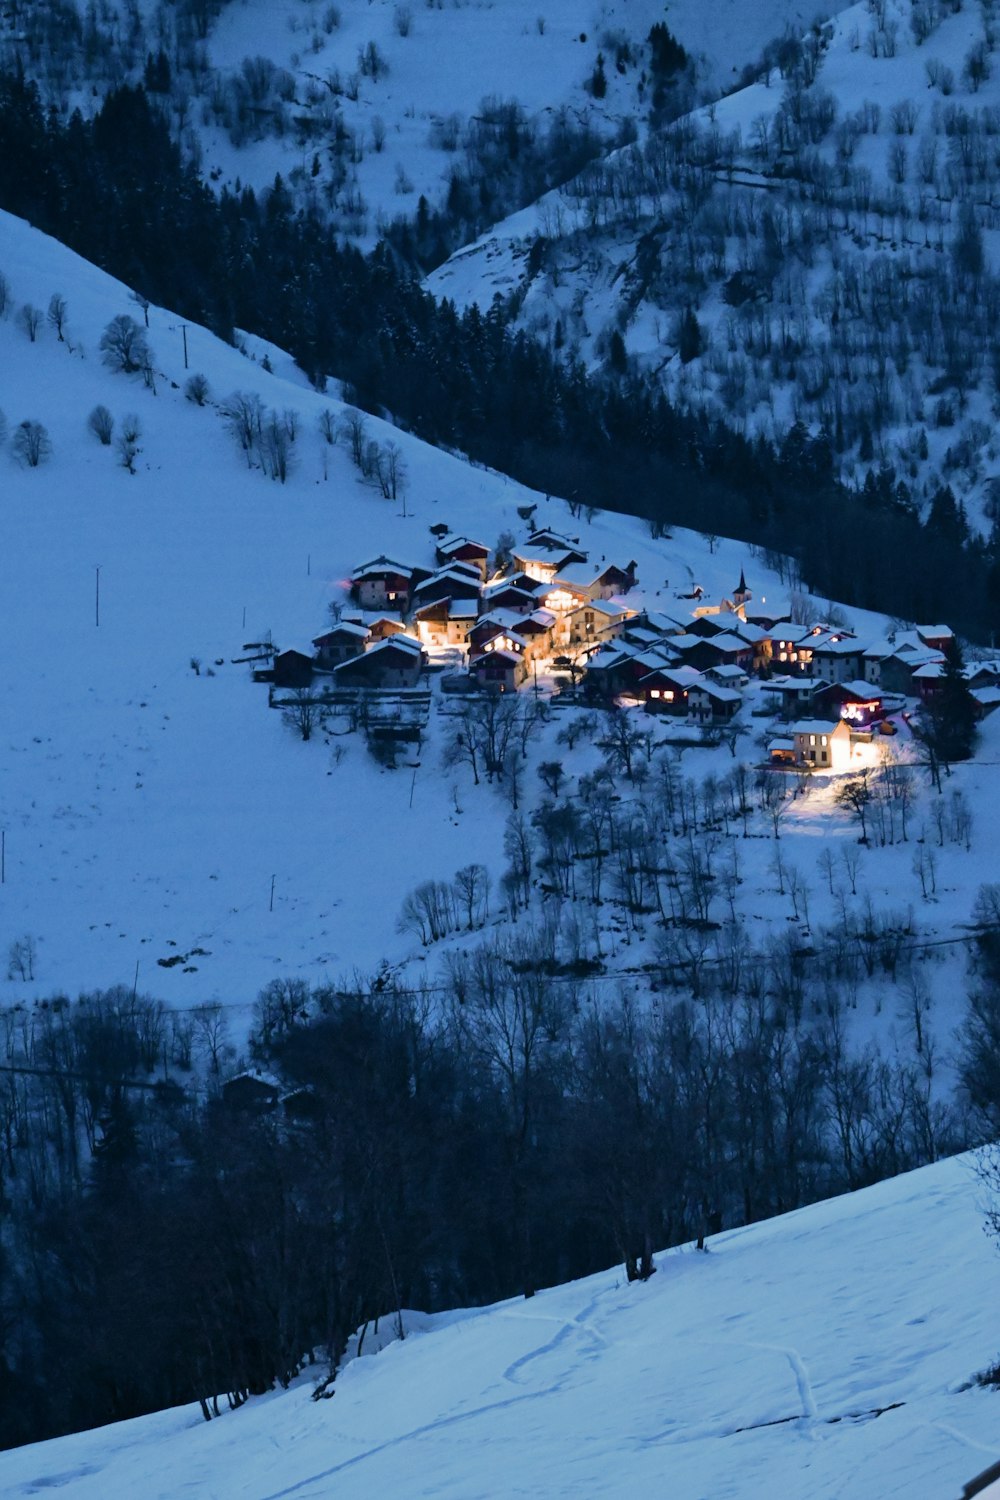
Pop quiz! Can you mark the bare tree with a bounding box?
[47,293,68,341]
[184,373,210,406]
[117,413,142,473]
[282,689,323,741]
[222,390,264,466]
[87,405,115,445]
[12,420,51,467]
[19,303,42,343]
[100,313,152,375]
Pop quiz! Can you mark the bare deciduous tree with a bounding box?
[88,405,115,445]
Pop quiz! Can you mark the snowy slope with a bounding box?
[0,1153,997,1498]
[2,201,999,1074]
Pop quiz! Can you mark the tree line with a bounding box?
[3,908,991,1455]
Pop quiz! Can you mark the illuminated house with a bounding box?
[333,636,426,689]
[567,598,633,647]
[552,559,637,601]
[434,535,491,580]
[469,648,526,691]
[412,597,478,648]
[511,531,587,582]
[640,664,702,714]
[350,557,424,610]
[785,719,852,772]
[312,621,369,665]
[687,681,742,724]
[816,680,884,726]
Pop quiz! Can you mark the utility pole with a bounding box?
[180,324,189,370]
[1,830,5,884]
[270,874,276,912]
[95,564,101,627]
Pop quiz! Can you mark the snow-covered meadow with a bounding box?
[0,1152,997,1499]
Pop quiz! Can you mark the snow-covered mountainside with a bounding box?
[0,1153,997,1499]
[0,0,842,247]
[1,196,998,1094]
[0,200,992,1037]
[428,0,1000,531]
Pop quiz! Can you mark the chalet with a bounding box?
[706,662,750,690]
[536,578,590,619]
[641,664,702,715]
[511,609,558,661]
[674,632,754,673]
[809,635,863,684]
[730,621,772,672]
[553,559,637,601]
[686,613,730,638]
[222,1071,281,1111]
[744,604,791,631]
[638,608,691,636]
[412,597,477,649]
[479,582,538,615]
[770,623,816,671]
[434,535,490,579]
[783,718,852,772]
[815,680,884,726]
[879,647,943,695]
[567,598,632,647]
[333,636,426,689]
[341,610,407,642]
[687,681,742,724]
[350,557,423,611]
[469,610,531,656]
[409,565,481,611]
[973,685,1000,719]
[272,649,315,688]
[916,624,955,653]
[511,531,588,582]
[469,647,526,691]
[312,621,369,666]
[585,643,675,698]
[765,675,829,716]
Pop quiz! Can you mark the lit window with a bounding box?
[810,735,816,746]
[821,736,827,747]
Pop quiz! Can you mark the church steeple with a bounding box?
[733,568,751,608]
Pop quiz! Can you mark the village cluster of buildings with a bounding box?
[263,524,999,772]
[271,527,639,694]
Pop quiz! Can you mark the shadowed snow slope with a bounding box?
[0,1154,998,1498]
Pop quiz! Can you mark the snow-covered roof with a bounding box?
[471,648,521,667]
[556,561,631,588]
[689,682,742,703]
[768,737,795,752]
[810,637,862,656]
[312,621,370,643]
[639,663,702,686]
[789,719,843,736]
[447,598,478,619]
[766,675,828,694]
[475,608,527,632]
[708,664,748,681]
[412,566,480,594]
[829,679,882,698]
[438,534,488,555]
[352,556,417,580]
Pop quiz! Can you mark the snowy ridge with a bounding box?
[0,1153,997,1498]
